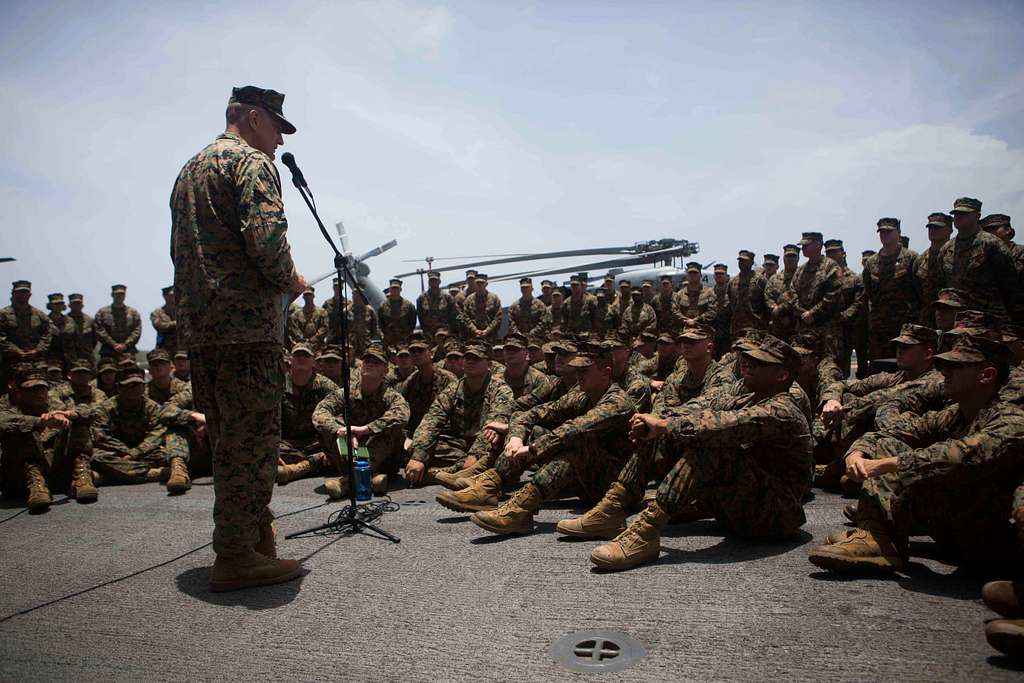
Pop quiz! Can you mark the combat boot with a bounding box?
[471,483,542,535]
[590,501,670,571]
[208,550,302,593]
[826,528,852,545]
[276,459,315,485]
[435,469,501,513]
[556,482,634,540]
[807,522,904,574]
[24,463,52,513]
[146,466,169,483]
[983,581,1024,618]
[324,477,349,499]
[372,473,388,495]
[985,619,1024,659]
[165,457,191,494]
[69,455,98,503]
[449,459,491,490]
[255,521,277,559]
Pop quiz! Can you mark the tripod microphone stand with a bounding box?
[281,152,399,543]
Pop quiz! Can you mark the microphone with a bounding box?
[280,152,308,189]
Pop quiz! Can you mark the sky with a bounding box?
[2,0,1024,348]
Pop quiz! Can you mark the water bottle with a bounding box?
[354,457,372,501]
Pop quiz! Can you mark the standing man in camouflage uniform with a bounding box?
[727,250,768,337]
[0,281,53,390]
[862,218,921,370]
[95,284,142,361]
[761,254,779,278]
[43,293,69,373]
[785,232,843,359]
[674,263,718,328]
[938,197,1020,324]
[539,288,566,336]
[916,213,953,326]
[416,271,458,340]
[825,239,863,377]
[563,274,598,335]
[342,288,379,359]
[507,277,547,337]
[620,287,657,339]
[982,214,1024,265]
[150,285,179,353]
[378,278,417,348]
[652,274,682,334]
[764,245,799,343]
[171,85,306,591]
[287,286,328,352]
[460,274,503,341]
[62,293,95,367]
[712,264,731,357]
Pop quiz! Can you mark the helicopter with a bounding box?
[306,222,397,310]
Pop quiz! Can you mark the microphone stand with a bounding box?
[283,169,399,543]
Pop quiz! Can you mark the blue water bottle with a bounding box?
[354,457,372,501]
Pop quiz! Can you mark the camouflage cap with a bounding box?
[951,197,982,214]
[658,274,673,283]
[502,332,527,350]
[799,232,823,245]
[713,263,729,272]
[685,261,702,272]
[641,280,655,287]
[97,358,117,374]
[174,349,189,359]
[551,339,578,354]
[465,269,479,277]
[302,286,315,295]
[361,343,389,364]
[636,330,658,344]
[317,345,343,360]
[953,309,1006,332]
[823,239,844,252]
[46,364,62,374]
[111,284,127,293]
[876,217,900,231]
[737,249,755,260]
[1001,324,1024,344]
[861,249,876,257]
[527,336,544,350]
[229,85,296,134]
[934,331,1011,366]
[783,244,800,256]
[618,279,631,289]
[117,358,139,370]
[117,366,145,385]
[518,277,532,285]
[68,356,96,373]
[603,273,615,282]
[427,270,442,281]
[551,288,564,298]
[656,332,676,344]
[12,280,31,292]
[741,334,799,369]
[891,323,937,347]
[541,341,556,355]
[68,293,84,302]
[539,279,552,287]
[981,213,1011,230]
[47,293,65,303]
[476,273,489,283]
[408,338,430,351]
[677,322,714,341]
[603,329,631,349]
[394,345,411,357]
[290,342,314,356]
[789,333,821,356]
[147,348,172,364]
[763,253,780,264]
[463,340,491,360]
[569,274,585,284]
[732,328,768,352]
[933,288,972,309]
[388,278,402,288]
[927,212,953,229]
[443,340,465,358]
[15,363,49,389]
[567,341,613,369]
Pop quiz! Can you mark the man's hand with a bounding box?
[801,311,814,325]
[350,425,370,438]
[481,421,507,445]
[510,445,532,466]
[650,380,665,393]
[845,450,869,482]
[630,413,667,442]
[114,343,127,353]
[462,455,477,470]
[38,412,70,430]
[821,399,844,428]
[190,412,206,427]
[475,330,487,338]
[291,271,308,298]
[404,459,425,485]
[504,436,524,458]
[335,426,359,449]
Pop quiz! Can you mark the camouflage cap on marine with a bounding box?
[118,366,146,385]
[161,285,175,295]
[823,239,844,252]
[861,249,876,257]
[68,292,84,302]
[408,337,430,351]
[69,356,96,373]
[463,339,491,360]
[569,274,585,284]
[97,357,117,374]
[656,332,676,345]
[604,329,631,349]
[799,232,823,245]
[229,85,296,134]
[47,293,65,304]
[951,197,982,214]
[891,323,937,348]
[290,342,314,356]
[934,288,972,309]
[111,284,127,293]
[763,253,780,264]
[147,348,172,364]
[427,270,442,281]
[713,263,729,272]
[502,332,527,351]
[567,341,612,369]
[783,244,800,256]
[927,212,953,229]
[934,330,1011,366]
[527,336,543,350]
[731,327,768,352]
[635,330,657,345]
[1001,324,1024,344]
[518,277,532,286]
[476,273,489,283]
[947,310,1007,339]
[876,217,900,231]
[16,364,49,389]
[12,280,31,292]
[443,340,464,358]
[686,261,702,272]
[737,249,755,261]
[318,345,345,361]
[388,278,402,288]
[551,339,578,354]
[174,349,189,359]
[362,343,389,364]
[677,322,714,341]
[789,332,822,356]
[659,274,673,283]
[981,213,1011,230]
[740,334,800,369]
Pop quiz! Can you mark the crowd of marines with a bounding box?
[3,195,1024,656]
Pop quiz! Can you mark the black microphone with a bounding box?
[280,152,308,189]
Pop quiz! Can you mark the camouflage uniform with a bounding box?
[279,373,337,465]
[764,270,797,342]
[613,364,653,413]
[788,256,843,356]
[653,358,734,415]
[150,305,178,353]
[563,294,598,335]
[619,300,657,339]
[0,302,53,389]
[594,296,619,336]
[514,373,576,412]
[171,130,297,557]
[652,292,683,334]
[674,285,718,328]
[90,395,194,482]
[312,378,409,475]
[460,290,503,341]
[95,304,142,358]
[46,308,69,369]
[399,365,457,432]
[416,289,459,340]
[342,299,380,358]
[915,242,945,326]
[836,265,864,376]
[146,376,189,406]
[507,296,547,337]
[727,270,768,336]
[286,303,328,351]
[538,303,565,336]
[408,370,513,470]
[378,296,418,349]
[492,363,551,401]
[863,247,921,360]
[937,229,1020,324]
[63,307,96,366]
[712,276,732,355]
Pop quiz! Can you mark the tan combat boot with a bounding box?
[985,619,1024,659]
[807,522,904,573]
[471,483,542,535]
[165,456,191,494]
[983,581,1024,619]
[590,501,670,571]
[24,463,52,513]
[371,473,388,495]
[448,459,490,490]
[69,455,98,503]
[324,477,349,499]
[556,482,634,540]
[435,469,501,513]
[276,459,315,485]
[208,549,302,593]
[255,521,277,559]
[146,466,169,483]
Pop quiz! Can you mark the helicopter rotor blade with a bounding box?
[488,246,695,282]
[335,221,352,256]
[393,245,643,278]
[356,240,398,262]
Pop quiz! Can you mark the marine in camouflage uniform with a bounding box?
[809,331,1024,573]
[45,293,69,371]
[711,264,732,357]
[860,219,920,364]
[62,293,96,367]
[586,336,813,570]
[764,246,800,343]
[150,286,179,353]
[94,284,142,360]
[287,286,328,352]
[538,289,566,337]
[785,232,843,359]
[507,277,547,337]
[491,333,551,401]
[652,275,683,334]
[652,324,733,415]
[937,198,1021,325]
[459,274,503,341]
[674,263,719,328]
[416,271,459,340]
[144,349,189,405]
[514,339,579,412]
[562,275,599,335]
[824,239,864,377]
[606,333,653,413]
[0,281,53,390]
[170,86,301,568]
[915,213,953,326]
[378,278,418,349]
[593,288,619,337]
[982,213,1024,276]
[275,343,338,484]
[727,250,768,336]
[619,288,657,339]
[400,337,457,432]
[342,289,380,359]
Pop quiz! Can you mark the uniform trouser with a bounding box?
[420,434,503,473]
[321,426,405,476]
[279,438,326,466]
[191,343,285,558]
[91,427,193,484]
[855,436,1020,568]
[0,423,89,496]
[638,443,807,539]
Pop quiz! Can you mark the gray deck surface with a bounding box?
[0,478,1021,682]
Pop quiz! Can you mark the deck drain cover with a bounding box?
[549,629,644,673]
